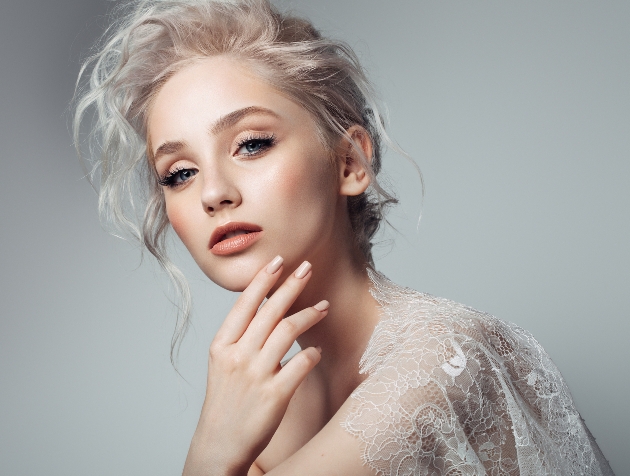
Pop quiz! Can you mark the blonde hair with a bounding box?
[73,0,404,362]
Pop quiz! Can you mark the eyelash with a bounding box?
[235,133,276,157]
[157,167,197,188]
[156,134,276,189]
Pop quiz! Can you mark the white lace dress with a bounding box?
[341,270,614,476]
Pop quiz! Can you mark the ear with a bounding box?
[337,125,373,197]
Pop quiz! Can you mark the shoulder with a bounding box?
[358,269,535,380]
[256,365,377,476]
[340,271,611,475]
[254,369,327,472]
[262,382,379,476]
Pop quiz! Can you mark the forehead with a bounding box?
[146,56,315,148]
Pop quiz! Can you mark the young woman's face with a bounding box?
[147,56,342,291]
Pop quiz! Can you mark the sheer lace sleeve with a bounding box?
[341,270,614,476]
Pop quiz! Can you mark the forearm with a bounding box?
[182,424,252,476]
[247,462,265,476]
[182,447,249,476]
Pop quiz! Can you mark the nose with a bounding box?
[200,166,241,216]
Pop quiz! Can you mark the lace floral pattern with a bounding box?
[341,270,614,476]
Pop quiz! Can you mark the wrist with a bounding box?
[183,425,252,476]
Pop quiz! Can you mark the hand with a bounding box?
[183,256,328,476]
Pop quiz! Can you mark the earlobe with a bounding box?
[338,126,373,197]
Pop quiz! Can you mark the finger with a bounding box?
[258,300,329,373]
[241,261,312,349]
[273,346,322,397]
[213,255,284,346]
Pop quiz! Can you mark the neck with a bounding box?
[286,225,382,398]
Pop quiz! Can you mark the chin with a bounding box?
[210,276,251,293]
[198,255,265,293]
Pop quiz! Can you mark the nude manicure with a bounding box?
[266,255,283,274]
[294,261,311,279]
[313,300,329,311]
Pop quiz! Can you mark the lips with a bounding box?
[210,222,263,256]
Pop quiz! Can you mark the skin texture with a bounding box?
[149,57,337,292]
[147,56,382,475]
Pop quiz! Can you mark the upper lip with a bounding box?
[209,221,263,249]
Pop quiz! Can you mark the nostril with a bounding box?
[202,192,239,215]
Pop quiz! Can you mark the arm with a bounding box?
[247,463,265,476]
[260,397,376,476]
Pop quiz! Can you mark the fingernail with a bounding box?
[315,346,322,353]
[266,255,283,274]
[294,261,311,279]
[313,300,329,312]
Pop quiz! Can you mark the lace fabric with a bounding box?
[341,270,614,476]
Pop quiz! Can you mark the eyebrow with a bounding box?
[152,140,186,163]
[152,106,280,163]
[210,106,280,135]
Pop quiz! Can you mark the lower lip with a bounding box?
[211,231,263,256]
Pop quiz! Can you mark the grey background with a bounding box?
[1,0,628,474]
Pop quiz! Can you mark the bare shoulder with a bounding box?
[264,393,376,476]
[255,368,375,476]
[254,366,325,472]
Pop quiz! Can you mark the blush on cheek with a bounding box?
[272,157,334,202]
[275,168,302,196]
[166,205,190,244]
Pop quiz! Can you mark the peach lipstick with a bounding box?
[210,222,263,256]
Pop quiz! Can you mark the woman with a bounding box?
[73,0,615,474]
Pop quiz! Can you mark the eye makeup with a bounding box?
[158,167,198,188]
[234,132,276,157]
[156,132,277,188]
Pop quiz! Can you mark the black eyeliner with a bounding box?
[158,167,196,188]
[235,133,276,156]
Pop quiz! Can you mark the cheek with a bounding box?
[166,207,184,238]
[275,167,304,200]
[269,154,335,208]
[165,198,197,246]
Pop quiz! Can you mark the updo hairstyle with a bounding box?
[73,0,400,359]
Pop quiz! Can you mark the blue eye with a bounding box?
[158,168,198,188]
[244,140,263,154]
[236,134,276,156]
